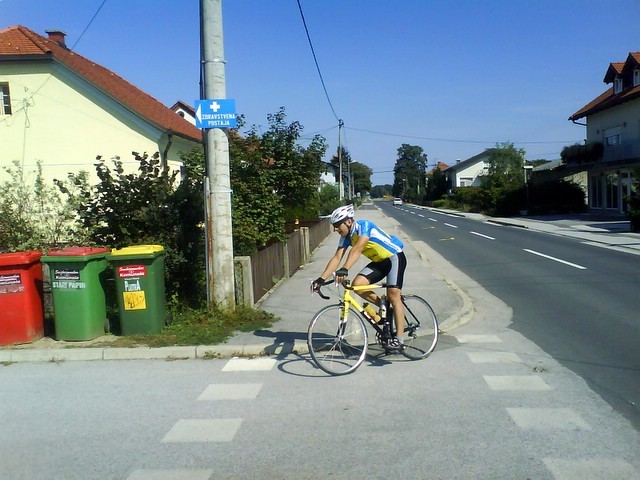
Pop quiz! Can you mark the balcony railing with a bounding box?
[602,139,640,163]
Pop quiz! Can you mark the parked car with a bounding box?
[393,197,403,205]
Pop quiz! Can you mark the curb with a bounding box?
[0,343,291,363]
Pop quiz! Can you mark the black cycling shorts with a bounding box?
[357,252,407,289]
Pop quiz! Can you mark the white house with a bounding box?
[568,51,640,215]
[0,26,202,185]
[444,149,495,188]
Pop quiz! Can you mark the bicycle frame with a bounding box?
[336,281,392,340]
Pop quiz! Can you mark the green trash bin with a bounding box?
[107,245,166,336]
[41,247,110,341]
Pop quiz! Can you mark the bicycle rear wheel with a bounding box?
[399,294,438,360]
[307,304,368,376]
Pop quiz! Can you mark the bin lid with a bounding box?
[108,245,165,258]
[42,246,110,262]
[0,250,42,267]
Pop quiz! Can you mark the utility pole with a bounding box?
[337,120,344,200]
[200,0,235,308]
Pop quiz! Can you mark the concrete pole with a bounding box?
[201,0,235,308]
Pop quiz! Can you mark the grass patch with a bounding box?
[106,305,277,348]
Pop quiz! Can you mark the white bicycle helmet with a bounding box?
[330,204,354,225]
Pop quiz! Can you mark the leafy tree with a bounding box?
[350,161,372,197]
[318,183,341,215]
[255,107,327,219]
[393,144,427,201]
[229,130,286,255]
[425,166,448,201]
[484,142,526,191]
[370,184,392,198]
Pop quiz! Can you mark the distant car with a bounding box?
[393,197,403,205]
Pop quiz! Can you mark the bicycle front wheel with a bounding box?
[307,304,369,376]
[400,294,439,360]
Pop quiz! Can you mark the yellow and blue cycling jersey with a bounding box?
[338,219,404,262]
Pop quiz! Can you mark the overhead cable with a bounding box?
[345,126,578,145]
[296,0,340,122]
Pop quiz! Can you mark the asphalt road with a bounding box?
[378,201,640,429]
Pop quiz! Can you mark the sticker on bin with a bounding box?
[0,273,23,294]
[118,265,147,278]
[123,291,146,310]
[54,269,80,281]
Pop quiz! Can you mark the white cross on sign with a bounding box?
[209,101,222,112]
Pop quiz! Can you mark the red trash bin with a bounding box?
[0,251,45,345]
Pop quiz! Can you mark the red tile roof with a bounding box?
[0,25,202,143]
[603,62,625,83]
[570,51,640,121]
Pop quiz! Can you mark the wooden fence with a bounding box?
[236,217,331,305]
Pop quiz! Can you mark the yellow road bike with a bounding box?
[308,278,439,375]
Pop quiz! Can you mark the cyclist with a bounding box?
[311,204,407,349]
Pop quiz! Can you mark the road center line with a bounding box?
[428,218,438,222]
[444,223,458,228]
[523,249,587,270]
[470,231,495,240]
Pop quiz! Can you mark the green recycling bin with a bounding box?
[41,247,110,341]
[108,245,166,335]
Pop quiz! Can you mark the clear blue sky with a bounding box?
[3,0,639,185]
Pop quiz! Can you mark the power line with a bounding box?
[71,0,109,50]
[345,126,578,145]
[296,0,340,122]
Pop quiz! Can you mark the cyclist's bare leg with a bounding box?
[387,287,405,340]
[352,274,379,306]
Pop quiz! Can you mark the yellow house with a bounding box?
[0,25,202,185]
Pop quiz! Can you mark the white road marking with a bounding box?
[467,352,521,363]
[197,383,263,401]
[456,334,502,344]
[162,419,242,443]
[470,231,495,240]
[523,249,587,270]
[428,218,438,222]
[507,408,591,430]
[126,469,214,480]
[444,223,458,228]
[483,375,551,391]
[222,357,276,371]
[543,458,639,480]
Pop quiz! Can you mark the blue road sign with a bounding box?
[194,99,237,129]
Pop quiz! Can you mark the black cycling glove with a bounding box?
[335,267,348,278]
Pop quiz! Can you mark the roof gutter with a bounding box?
[571,118,587,126]
[162,132,173,171]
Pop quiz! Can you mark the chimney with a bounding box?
[45,30,67,48]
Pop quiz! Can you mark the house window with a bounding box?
[605,134,621,146]
[614,76,623,94]
[634,69,640,87]
[0,83,11,115]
